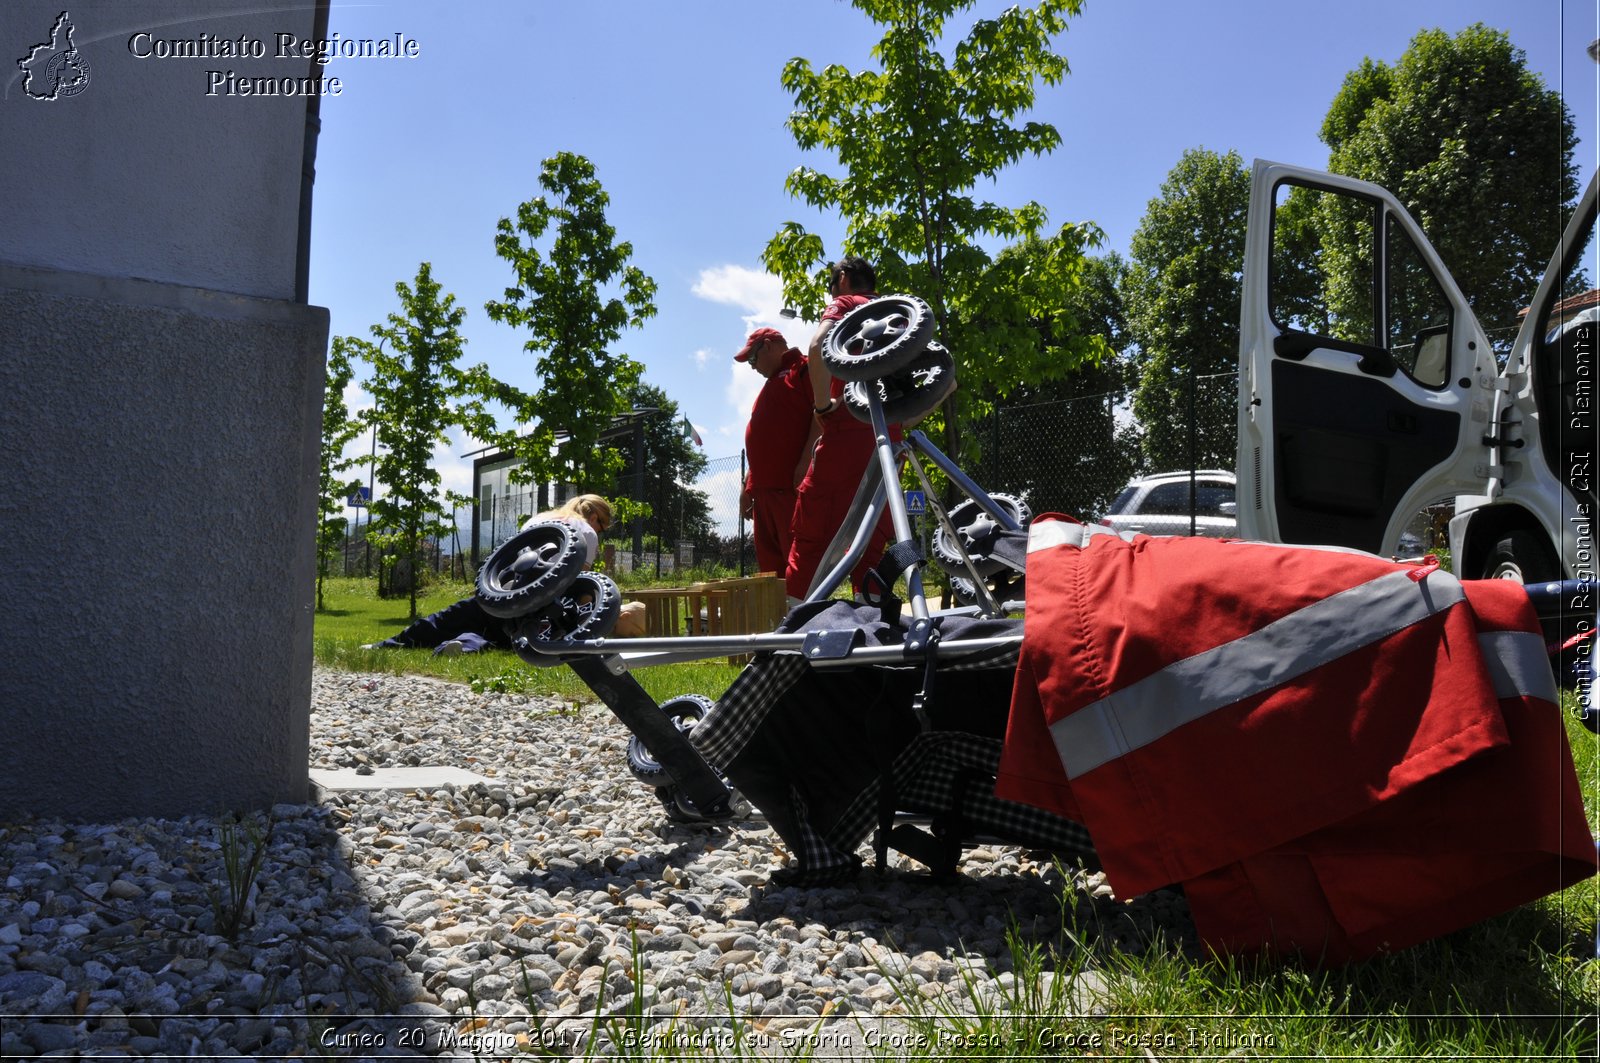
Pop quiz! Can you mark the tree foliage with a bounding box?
[345,262,497,618]
[486,152,656,490]
[990,249,1143,517]
[1124,148,1250,472]
[607,382,714,545]
[316,339,365,610]
[1320,23,1578,341]
[762,0,1105,463]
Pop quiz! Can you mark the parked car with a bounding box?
[1100,471,1238,538]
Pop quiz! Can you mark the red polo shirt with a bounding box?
[744,348,812,491]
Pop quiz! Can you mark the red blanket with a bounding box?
[998,518,1596,963]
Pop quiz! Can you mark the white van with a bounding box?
[1236,159,1595,649]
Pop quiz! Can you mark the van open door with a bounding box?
[1237,160,1501,555]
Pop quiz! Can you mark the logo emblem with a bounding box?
[18,11,91,100]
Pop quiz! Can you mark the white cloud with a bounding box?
[695,465,747,536]
[726,360,764,424]
[693,263,818,447]
[691,264,812,351]
[691,264,782,312]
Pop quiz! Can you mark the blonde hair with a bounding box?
[540,493,612,532]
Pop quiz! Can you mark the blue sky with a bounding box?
[308,0,1600,529]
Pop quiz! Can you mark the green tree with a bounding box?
[991,250,1143,517]
[1321,23,1579,344]
[346,262,498,618]
[607,382,713,547]
[762,0,1105,465]
[316,338,365,611]
[1124,148,1249,472]
[486,152,656,490]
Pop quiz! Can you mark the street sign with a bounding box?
[904,490,926,516]
[347,486,371,508]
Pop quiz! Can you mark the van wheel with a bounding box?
[1482,530,1559,584]
[1485,530,1578,691]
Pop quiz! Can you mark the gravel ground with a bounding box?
[0,667,1195,1059]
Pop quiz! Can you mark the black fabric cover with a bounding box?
[688,601,1095,879]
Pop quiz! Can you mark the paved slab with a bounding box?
[308,765,492,798]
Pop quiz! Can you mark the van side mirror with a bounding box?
[1412,323,1450,387]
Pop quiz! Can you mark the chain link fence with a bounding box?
[982,372,1240,523]
[344,367,1450,586]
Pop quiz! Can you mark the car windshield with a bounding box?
[1195,482,1235,516]
[1105,486,1138,515]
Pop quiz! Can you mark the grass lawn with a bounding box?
[313,576,1600,1059]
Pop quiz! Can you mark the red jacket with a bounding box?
[998,518,1597,963]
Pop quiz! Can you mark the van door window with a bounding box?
[1385,213,1453,387]
[1269,181,1453,388]
[1143,483,1191,516]
[1195,480,1235,516]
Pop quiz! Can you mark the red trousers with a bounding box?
[748,486,797,577]
[785,425,892,600]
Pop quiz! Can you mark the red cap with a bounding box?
[734,327,786,362]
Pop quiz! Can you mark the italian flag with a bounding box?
[680,415,703,447]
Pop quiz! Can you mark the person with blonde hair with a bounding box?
[541,493,612,568]
[367,491,643,651]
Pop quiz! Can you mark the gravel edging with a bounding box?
[0,667,1195,1058]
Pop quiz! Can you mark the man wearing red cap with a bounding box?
[786,256,899,601]
[736,327,816,577]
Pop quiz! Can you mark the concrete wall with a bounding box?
[1,0,318,300]
[0,1,328,820]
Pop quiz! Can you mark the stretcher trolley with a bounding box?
[470,296,1598,961]
[471,296,1095,883]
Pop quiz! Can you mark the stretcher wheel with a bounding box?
[823,295,934,382]
[949,576,979,605]
[626,694,713,787]
[932,493,1031,579]
[841,342,957,426]
[555,572,621,640]
[948,572,1024,609]
[509,572,621,666]
[477,521,586,619]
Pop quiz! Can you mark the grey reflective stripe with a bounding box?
[1050,570,1467,779]
[1478,630,1559,703]
[1028,521,1126,552]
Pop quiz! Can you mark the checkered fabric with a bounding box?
[691,652,809,770]
[825,732,1096,865]
[685,600,1093,878]
[691,600,1022,770]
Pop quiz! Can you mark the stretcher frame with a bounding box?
[511,384,1034,820]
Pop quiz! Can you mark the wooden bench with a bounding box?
[625,573,788,662]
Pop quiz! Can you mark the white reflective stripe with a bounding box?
[1050,569,1466,779]
[1027,521,1125,552]
[1478,630,1559,703]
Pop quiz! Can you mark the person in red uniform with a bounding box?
[785,256,899,601]
[736,327,816,577]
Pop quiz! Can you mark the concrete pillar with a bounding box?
[0,0,329,819]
